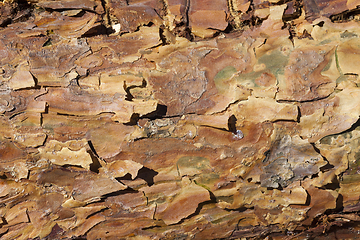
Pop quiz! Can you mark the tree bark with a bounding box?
[1,0,360,239]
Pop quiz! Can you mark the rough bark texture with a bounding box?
[1,0,360,239]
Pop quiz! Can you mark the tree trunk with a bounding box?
[1,0,360,239]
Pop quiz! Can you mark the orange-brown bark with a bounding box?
[1,0,360,239]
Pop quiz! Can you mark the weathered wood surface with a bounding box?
[1,0,360,239]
